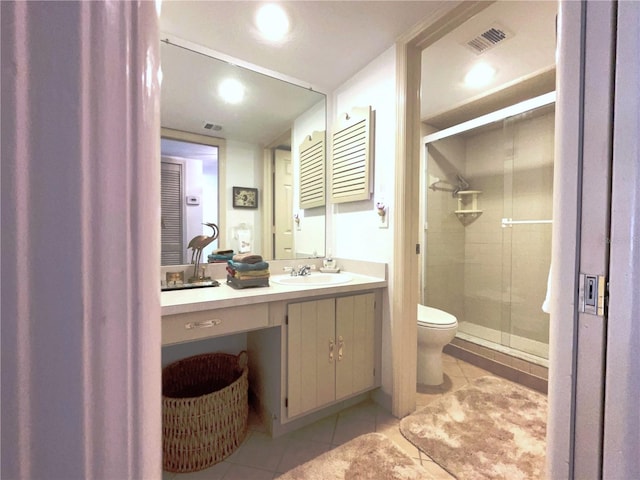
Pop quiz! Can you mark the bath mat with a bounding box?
[400,376,547,480]
[275,432,431,480]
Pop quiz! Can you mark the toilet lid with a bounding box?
[417,305,458,328]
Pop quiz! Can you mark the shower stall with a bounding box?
[421,93,555,367]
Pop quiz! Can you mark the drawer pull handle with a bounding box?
[185,319,222,330]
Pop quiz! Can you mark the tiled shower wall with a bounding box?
[426,107,554,353]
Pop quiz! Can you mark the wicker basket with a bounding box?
[162,351,249,473]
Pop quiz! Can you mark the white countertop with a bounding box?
[161,271,387,316]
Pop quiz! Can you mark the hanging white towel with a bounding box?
[542,264,552,314]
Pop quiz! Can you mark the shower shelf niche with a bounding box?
[455,190,482,223]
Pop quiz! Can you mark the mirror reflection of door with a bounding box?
[160,135,221,265]
[274,148,295,259]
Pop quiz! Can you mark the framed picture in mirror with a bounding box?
[233,186,258,209]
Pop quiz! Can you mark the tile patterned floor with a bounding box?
[163,354,497,480]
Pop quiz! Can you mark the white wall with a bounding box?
[329,45,397,399]
[225,139,263,254]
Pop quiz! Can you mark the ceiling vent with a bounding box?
[464,24,513,55]
[202,122,223,132]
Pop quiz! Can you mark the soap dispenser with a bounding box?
[323,252,336,270]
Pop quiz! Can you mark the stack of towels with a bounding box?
[208,249,235,263]
[226,253,270,289]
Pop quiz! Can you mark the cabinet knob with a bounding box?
[338,336,344,361]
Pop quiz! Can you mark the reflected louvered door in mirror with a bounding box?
[330,106,373,203]
[299,131,326,209]
[161,160,184,265]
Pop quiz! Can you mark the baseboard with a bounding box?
[444,342,548,394]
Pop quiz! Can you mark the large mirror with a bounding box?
[160,39,327,265]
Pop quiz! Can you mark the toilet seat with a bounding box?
[417,319,457,329]
[417,305,457,329]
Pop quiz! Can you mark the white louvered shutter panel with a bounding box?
[161,161,184,265]
[299,130,326,209]
[330,106,373,203]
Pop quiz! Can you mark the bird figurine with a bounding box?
[187,222,219,282]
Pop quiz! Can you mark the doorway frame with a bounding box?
[160,127,227,253]
[391,0,491,418]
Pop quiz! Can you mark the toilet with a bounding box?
[417,305,458,386]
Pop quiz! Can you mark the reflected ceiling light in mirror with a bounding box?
[464,62,496,88]
[218,78,245,104]
[255,3,290,42]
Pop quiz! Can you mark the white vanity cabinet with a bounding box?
[162,267,387,437]
[285,292,377,419]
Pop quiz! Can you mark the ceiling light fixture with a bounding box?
[255,3,290,42]
[218,78,245,104]
[464,62,496,88]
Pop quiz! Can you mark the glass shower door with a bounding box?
[501,104,555,360]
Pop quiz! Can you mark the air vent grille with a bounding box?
[465,24,513,54]
[203,122,223,131]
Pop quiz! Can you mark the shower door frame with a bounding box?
[421,92,556,359]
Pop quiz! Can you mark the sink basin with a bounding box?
[271,273,352,286]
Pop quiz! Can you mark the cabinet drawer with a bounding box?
[162,303,269,345]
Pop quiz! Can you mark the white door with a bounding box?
[602,1,640,477]
[549,2,640,478]
[274,149,294,259]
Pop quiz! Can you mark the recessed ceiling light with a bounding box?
[255,3,290,42]
[464,62,496,88]
[218,78,245,104]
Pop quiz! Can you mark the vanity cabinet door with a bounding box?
[286,298,336,418]
[335,293,376,400]
[286,293,376,419]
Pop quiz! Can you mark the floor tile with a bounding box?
[458,361,493,381]
[376,421,420,458]
[226,431,289,471]
[336,399,378,422]
[332,415,376,446]
[275,438,333,473]
[288,413,336,444]
[171,460,230,480]
[222,464,275,480]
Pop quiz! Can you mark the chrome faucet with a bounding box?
[291,264,311,277]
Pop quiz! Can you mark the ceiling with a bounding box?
[159,1,557,142]
[159,1,458,93]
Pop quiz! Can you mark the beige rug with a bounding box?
[275,432,431,480]
[400,376,547,480]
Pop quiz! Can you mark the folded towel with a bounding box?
[226,275,269,289]
[235,270,270,280]
[213,249,234,255]
[208,253,234,262]
[227,260,269,272]
[232,253,263,264]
